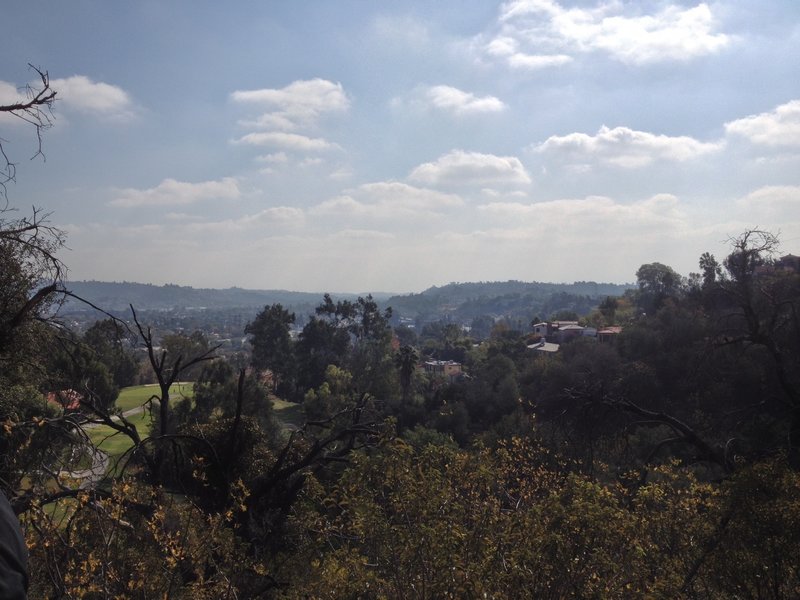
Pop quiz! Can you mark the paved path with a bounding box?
[61,405,150,487]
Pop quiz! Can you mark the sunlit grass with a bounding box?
[87,409,153,457]
[115,383,193,413]
[271,396,304,429]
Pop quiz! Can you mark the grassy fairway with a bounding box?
[271,397,304,429]
[115,383,193,413]
[86,384,195,467]
[89,385,302,473]
[87,408,153,459]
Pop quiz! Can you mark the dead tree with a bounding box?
[0,65,57,200]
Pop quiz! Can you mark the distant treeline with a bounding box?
[64,279,634,326]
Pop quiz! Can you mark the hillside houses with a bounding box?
[528,321,622,354]
[419,360,464,383]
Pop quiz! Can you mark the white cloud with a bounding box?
[484,38,571,70]
[0,80,26,106]
[329,167,353,180]
[236,132,338,151]
[51,75,134,118]
[0,75,134,124]
[109,177,240,208]
[0,81,30,127]
[483,1,730,67]
[409,150,532,187]
[310,181,463,220]
[507,53,573,69]
[243,206,305,225]
[736,185,800,219]
[309,181,464,219]
[478,193,684,228]
[156,206,307,236]
[536,125,723,167]
[332,229,395,241]
[725,100,800,147]
[425,85,506,115]
[231,78,349,130]
[256,152,289,164]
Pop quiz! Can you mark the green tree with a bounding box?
[83,318,138,388]
[635,262,684,314]
[395,345,419,405]
[189,360,278,437]
[295,315,350,397]
[245,303,295,394]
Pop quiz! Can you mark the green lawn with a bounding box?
[115,383,193,413]
[87,408,153,460]
[271,397,304,429]
[84,383,193,470]
[90,385,302,472]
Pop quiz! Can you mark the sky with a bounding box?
[1,0,799,293]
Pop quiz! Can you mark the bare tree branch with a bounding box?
[0,65,57,200]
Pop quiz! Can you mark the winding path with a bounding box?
[61,405,149,488]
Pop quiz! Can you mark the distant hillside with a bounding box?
[387,280,634,324]
[63,281,392,313]
[62,279,634,326]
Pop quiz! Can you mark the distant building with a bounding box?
[598,326,623,343]
[557,323,585,342]
[533,322,549,337]
[421,360,463,383]
[46,389,83,411]
[776,254,800,273]
[533,321,591,343]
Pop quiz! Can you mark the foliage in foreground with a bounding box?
[285,439,800,599]
[21,438,800,599]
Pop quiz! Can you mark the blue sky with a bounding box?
[2,0,799,292]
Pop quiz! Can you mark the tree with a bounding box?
[699,251,721,288]
[189,360,278,438]
[713,230,800,457]
[245,303,295,393]
[132,310,218,444]
[0,209,65,354]
[635,262,684,314]
[83,318,138,388]
[0,65,56,199]
[295,294,395,402]
[395,345,419,405]
[295,314,350,396]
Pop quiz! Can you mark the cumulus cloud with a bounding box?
[736,185,800,219]
[481,1,730,68]
[0,75,134,123]
[332,229,395,241]
[242,206,305,224]
[109,177,240,208]
[425,85,506,115]
[409,150,531,187]
[51,76,134,118]
[725,100,800,147]
[0,80,27,106]
[231,79,349,130]
[311,181,463,220]
[123,207,306,238]
[236,132,338,152]
[507,53,573,69]
[256,152,289,164]
[484,36,572,69]
[535,125,723,168]
[476,193,686,239]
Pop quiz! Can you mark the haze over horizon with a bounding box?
[2,1,799,293]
